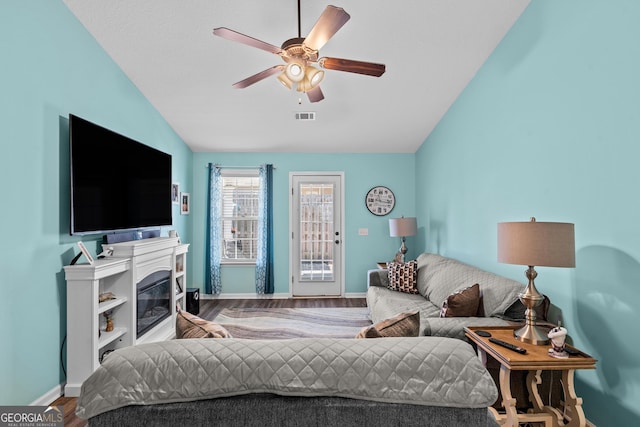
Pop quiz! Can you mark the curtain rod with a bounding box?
[207,164,276,169]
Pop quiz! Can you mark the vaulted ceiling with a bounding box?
[63,0,530,153]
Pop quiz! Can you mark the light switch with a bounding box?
[358,228,368,236]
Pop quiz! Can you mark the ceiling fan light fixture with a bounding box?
[296,76,312,93]
[305,66,324,88]
[277,72,293,89]
[285,61,305,82]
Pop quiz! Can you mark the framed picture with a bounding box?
[171,183,180,204]
[180,192,190,215]
[77,241,94,265]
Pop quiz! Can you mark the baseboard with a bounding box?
[30,383,63,406]
[345,292,366,298]
[201,293,366,300]
[201,293,291,300]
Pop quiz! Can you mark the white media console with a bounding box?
[63,237,189,397]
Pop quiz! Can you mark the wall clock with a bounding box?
[365,186,395,216]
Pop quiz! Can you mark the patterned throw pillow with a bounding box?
[387,260,418,294]
[176,305,232,339]
[439,283,480,317]
[355,311,420,338]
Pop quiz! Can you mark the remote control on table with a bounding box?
[564,347,580,356]
[489,338,527,354]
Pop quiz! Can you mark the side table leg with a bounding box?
[499,365,518,427]
[560,369,586,427]
[527,370,560,427]
[527,370,544,411]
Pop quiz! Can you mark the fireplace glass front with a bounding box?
[136,270,171,338]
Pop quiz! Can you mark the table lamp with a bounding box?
[389,217,417,261]
[497,217,575,345]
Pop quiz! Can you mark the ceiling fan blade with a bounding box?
[307,86,324,103]
[303,6,350,51]
[213,27,283,55]
[319,57,386,77]
[232,66,283,89]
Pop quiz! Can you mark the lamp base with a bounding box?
[514,323,549,345]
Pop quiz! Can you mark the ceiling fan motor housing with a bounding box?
[281,37,318,63]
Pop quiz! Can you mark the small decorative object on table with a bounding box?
[548,324,568,359]
[104,311,114,332]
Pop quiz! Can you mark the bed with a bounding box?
[76,337,500,426]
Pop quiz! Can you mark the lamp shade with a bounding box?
[389,217,417,237]
[497,219,575,268]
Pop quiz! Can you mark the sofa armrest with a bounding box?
[367,269,389,288]
[422,317,519,340]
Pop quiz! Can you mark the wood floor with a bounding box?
[52,297,366,426]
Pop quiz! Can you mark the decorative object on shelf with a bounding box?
[71,241,94,265]
[365,186,395,216]
[99,292,115,303]
[104,311,114,332]
[169,229,181,243]
[548,324,569,359]
[389,216,417,261]
[97,246,114,259]
[497,217,575,345]
[180,192,190,215]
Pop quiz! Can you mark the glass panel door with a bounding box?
[291,174,342,296]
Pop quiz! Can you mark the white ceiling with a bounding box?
[63,0,530,153]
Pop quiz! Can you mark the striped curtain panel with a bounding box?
[255,164,274,294]
[205,163,222,294]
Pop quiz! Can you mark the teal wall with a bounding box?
[0,2,192,405]
[415,0,640,424]
[190,153,416,296]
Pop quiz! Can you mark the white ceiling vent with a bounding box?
[295,112,316,121]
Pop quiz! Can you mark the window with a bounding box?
[220,170,260,263]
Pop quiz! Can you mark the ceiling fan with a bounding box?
[213,2,386,103]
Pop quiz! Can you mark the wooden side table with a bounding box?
[465,326,596,427]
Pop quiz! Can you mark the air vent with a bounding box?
[295,112,316,121]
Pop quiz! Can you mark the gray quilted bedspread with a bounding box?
[76,337,497,420]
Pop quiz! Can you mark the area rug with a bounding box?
[213,307,372,339]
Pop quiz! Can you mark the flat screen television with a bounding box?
[69,114,172,236]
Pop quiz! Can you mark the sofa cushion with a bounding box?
[440,283,481,317]
[367,286,440,336]
[176,306,232,339]
[356,311,420,338]
[387,260,418,294]
[416,253,523,317]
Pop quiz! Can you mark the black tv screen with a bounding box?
[69,114,172,235]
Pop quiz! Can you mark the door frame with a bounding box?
[288,171,345,297]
